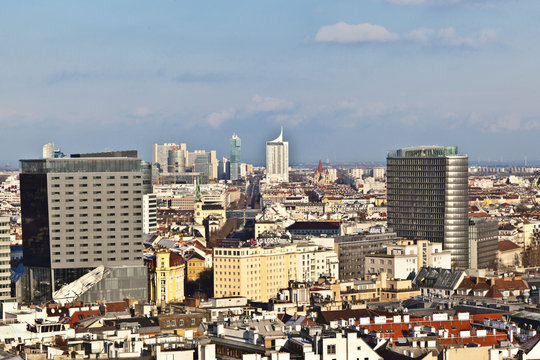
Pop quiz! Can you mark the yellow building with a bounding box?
[213,244,298,302]
[186,253,206,282]
[194,202,227,225]
[254,221,278,238]
[151,250,185,304]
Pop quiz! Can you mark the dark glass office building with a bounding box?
[387,146,469,269]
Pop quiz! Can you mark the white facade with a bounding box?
[297,244,339,282]
[143,194,158,234]
[42,142,54,159]
[153,143,182,172]
[266,127,289,183]
[318,332,382,360]
[373,167,386,180]
[365,240,452,279]
[0,217,12,301]
[366,254,417,279]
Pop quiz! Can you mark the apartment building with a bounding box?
[213,244,298,302]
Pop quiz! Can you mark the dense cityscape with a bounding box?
[3,0,540,359]
[0,132,539,360]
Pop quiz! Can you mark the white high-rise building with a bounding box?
[0,217,12,303]
[42,142,54,159]
[153,143,185,173]
[265,127,289,183]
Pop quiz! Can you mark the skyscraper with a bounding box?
[42,143,54,159]
[230,133,241,180]
[386,146,468,268]
[153,143,185,173]
[20,151,150,302]
[265,127,289,183]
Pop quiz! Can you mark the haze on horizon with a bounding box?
[1,0,539,166]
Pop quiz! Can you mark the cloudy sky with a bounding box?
[1,0,539,165]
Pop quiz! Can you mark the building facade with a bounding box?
[296,244,339,282]
[335,231,400,280]
[150,251,185,304]
[20,152,150,302]
[387,146,469,268]
[265,127,289,183]
[230,133,241,181]
[153,143,183,173]
[142,194,157,234]
[0,217,13,303]
[469,218,499,270]
[213,244,298,302]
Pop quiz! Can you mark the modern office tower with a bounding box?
[265,127,289,183]
[229,133,241,181]
[188,150,218,179]
[469,218,499,270]
[387,146,469,269]
[42,143,55,159]
[0,217,13,303]
[153,143,185,173]
[20,151,150,302]
[218,157,230,181]
[167,148,187,173]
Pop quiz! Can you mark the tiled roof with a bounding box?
[498,240,520,252]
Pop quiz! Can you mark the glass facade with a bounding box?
[20,173,51,268]
[20,158,144,174]
[387,146,469,269]
[230,134,241,180]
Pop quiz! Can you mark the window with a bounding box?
[327,345,336,355]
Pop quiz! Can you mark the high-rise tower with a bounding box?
[265,127,289,183]
[229,133,241,180]
[386,146,468,268]
[20,151,151,302]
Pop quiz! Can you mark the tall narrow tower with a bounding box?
[230,133,241,180]
[386,146,469,268]
[265,127,289,183]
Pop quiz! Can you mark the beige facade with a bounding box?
[194,202,226,225]
[255,221,279,238]
[213,245,298,301]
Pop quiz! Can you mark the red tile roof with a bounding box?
[498,240,520,252]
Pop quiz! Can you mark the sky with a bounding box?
[1,0,540,166]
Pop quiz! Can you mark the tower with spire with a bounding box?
[265,127,289,183]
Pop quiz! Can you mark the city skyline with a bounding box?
[1,1,540,165]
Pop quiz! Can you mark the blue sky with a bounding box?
[1,0,539,165]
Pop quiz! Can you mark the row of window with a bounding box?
[51,175,141,180]
[52,256,141,263]
[52,227,142,233]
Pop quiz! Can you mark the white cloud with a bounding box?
[246,95,294,113]
[405,28,434,42]
[206,107,236,128]
[437,27,497,47]
[315,22,399,44]
[315,23,496,48]
[133,107,151,117]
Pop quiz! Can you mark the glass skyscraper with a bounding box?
[387,146,469,269]
[229,133,241,180]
